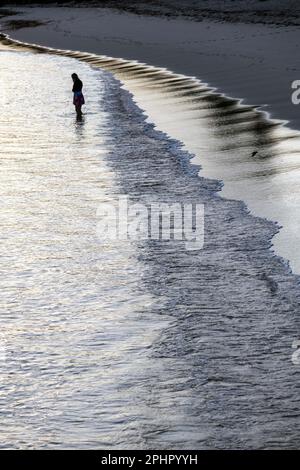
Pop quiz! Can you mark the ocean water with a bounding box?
[118,70,300,275]
[3,32,300,274]
[1,49,300,449]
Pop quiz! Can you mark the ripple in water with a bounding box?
[1,50,300,449]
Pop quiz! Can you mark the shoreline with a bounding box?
[1,44,300,450]
[0,5,299,132]
[2,5,300,450]
[2,6,300,274]
[2,1,300,26]
[2,29,300,275]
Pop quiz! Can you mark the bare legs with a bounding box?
[75,104,82,118]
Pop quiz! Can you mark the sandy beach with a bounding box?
[1,2,300,451]
[1,41,300,450]
[1,3,300,130]
[2,3,300,271]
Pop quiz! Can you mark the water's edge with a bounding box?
[0,31,297,274]
[2,34,300,450]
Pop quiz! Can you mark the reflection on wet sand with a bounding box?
[99,76,300,448]
[2,31,299,270]
[1,36,300,449]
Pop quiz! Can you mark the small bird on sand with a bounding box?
[251,151,258,157]
[260,272,278,293]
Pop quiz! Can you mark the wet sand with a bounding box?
[1,47,300,450]
[2,7,300,273]
[1,5,300,130]
[2,4,300,449]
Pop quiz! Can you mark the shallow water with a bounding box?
[4,7,300,273]
[118,73,300,275]
[1,50,300,449]
[3,32,300,274]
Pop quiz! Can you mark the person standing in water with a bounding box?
[72,73,85,118]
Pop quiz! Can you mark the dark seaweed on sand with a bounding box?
[3,19,47,30]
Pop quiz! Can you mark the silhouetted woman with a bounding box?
[72,73,85,118]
